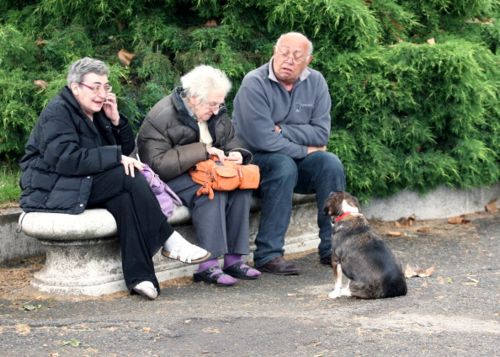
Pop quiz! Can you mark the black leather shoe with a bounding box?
[320,255,332,266]
[258,256,300,275]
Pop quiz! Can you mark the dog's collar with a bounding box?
[335,212,352,223]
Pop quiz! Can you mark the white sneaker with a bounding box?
[133,281,158,300]
[162,231,211,264]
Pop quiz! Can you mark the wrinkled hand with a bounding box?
[307,146,327,155]
[207,146,227,162]
[121,155,145,177]
[226,151,243,164]
[103,92,120,126]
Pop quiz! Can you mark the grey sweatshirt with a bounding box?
[232,60,331,159]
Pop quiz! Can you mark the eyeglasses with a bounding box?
[205,101,225,111]
[275,47,309,64]
[79,82,112,94]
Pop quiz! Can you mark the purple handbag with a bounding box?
[140,164,182,218]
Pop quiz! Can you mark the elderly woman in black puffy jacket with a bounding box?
[19,57,210,300]
[137,65,261,286]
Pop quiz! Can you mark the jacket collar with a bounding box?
[60,86,99,134]
[267,58,311,84]
[59,86,113,140]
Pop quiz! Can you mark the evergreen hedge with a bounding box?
[1,0,498,201]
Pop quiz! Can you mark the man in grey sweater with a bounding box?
[233,32,346,275]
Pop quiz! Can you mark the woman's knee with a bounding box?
[231,189,253,206]
[122,168,152,193]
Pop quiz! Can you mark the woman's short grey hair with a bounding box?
[276,32,314,55]
[181,65,231,102]
[67,57,110,86]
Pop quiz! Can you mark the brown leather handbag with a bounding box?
[189,151,260,199]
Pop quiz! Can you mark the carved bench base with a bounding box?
[20,195,320,296]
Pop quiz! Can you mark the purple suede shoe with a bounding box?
[193,266,238,286]
[223,262,261,280]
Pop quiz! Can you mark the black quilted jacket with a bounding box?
[19,86,135,214]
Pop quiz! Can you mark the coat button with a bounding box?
[79,203,84,207]
[86,176,91,179]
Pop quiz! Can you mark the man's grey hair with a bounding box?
[181,65,231,102]
[276,32,314,55]
[67,57,110,86]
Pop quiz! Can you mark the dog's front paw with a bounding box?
[328,289,342,299]
[340,287,351,297]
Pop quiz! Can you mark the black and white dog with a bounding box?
[324,192,407,299]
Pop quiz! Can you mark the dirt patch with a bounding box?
[0,201,20,211]
[0,210,496,302]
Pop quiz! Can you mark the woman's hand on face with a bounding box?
[103,92,120,126]
[226,151,243,164]
[121,155,145,177]
[206,146,227,162]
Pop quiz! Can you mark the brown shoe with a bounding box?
[258,256,300,275]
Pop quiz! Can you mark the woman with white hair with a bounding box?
[19,57,210,300]
[138,65,261,286]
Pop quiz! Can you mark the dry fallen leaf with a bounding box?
[405,264,435,278]
[35,38,47,46]
[416,226,432,234]
[395,214,415,227]
[202,327,220,334]
[485,198,497,213]
[22,303,42,311]
[143,327,151,333]
[387,231,403,237]
[464,276,480,286]
[15,323,31,336]
[33,80,48,90]
[204,19,218,27]
[118,49,135,66]
[62,338,81,347]
[447,215,470,224]
[427,38,436,45]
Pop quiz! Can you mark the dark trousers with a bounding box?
[87,166,173,292]
[167,173,252,258]
[252,151,346,267]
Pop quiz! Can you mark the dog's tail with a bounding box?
[350,274,407,299]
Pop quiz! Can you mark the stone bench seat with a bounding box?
[20,194,319,296]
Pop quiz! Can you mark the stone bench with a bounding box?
[19,194,319,296]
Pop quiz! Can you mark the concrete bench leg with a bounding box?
[32,237,126,296]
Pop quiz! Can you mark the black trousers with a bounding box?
[87,166,173,292]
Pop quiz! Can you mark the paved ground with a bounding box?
[0,211,498,356]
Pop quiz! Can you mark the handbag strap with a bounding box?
[228,147,254,164]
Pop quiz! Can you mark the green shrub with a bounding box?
[42,25,94,68]
[0,69,39,160]
[326,39,499,199]
[0,163,20,204]
[0,25,38,69]
[267,0,381,51]
[0,0,498,203]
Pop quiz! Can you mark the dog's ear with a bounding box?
[324,191,344,216]
[344,192,361,211]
